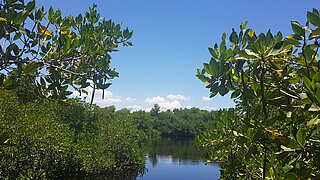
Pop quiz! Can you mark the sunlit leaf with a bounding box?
[307,11,320,27]
[307,115,320,126]
[39,25,52,36]
[296,128,306,147]
[0,17,7,22]
[291,21,304,37]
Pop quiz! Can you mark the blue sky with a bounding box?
[38,0,320,111]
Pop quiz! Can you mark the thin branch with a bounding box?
[8,56,83,64]
[307,45,319,69]
[90,82,96,106]
[42,62,83,76]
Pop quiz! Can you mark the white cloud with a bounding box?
[127,105,142,111]
[202,96,212,102]
[160,100,181,110]
[186,105,193,109]
[126,97,137,102]
[167,94,190,100]
[144,96,181,111]
[145,96,166,103]
[101,97,122,104]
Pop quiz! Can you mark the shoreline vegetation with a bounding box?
[0,86,226,179]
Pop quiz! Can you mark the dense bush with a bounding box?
[197,9,320,179]
[0,90,146,179]
[153,108,224,138]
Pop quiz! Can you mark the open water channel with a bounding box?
[137,139,220,180]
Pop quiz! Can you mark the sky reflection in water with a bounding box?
[137,139,220,180]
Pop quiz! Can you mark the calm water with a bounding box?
[137,139,220,180]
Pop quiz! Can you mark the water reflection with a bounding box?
[150,155,206,166]
[137,139,220,180]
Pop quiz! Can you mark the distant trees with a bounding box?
[150,103,160,117]
[197,9,320,179]
[130,105,230,139]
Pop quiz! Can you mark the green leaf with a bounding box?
[24,62,42,74]
[285,35,301,46]
[82,89,88,95]
[316,87,320,102]
[196,68,207,83]
[296,128,306,147]
[303,76,312,91]
[313,72,320,82]
[48,6,54,20]
[26,0,36,12]
[284,172,298,180]
[307,11,320,27]
[209,58,218,76]
[237,50,255,59]
[203,63,212,75]
[282,165,294,174]
[109,69,119,78]
[307,115,320,126]
[231,89,241,99]
[304,45,314,62]
[97,83,111,90]
[251,83,260,96]
[208,47,218,58]
[210,84,219,97]
[13,33,22,40]
[12,43,19,55]
[219,85,229,96]
[3,78,14,87]
[229,29,239,44]
[0,17,7,22]
[123,28,132,39]
[291,21,304,37]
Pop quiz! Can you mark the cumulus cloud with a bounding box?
[144,96,181,111]
[167,94,190,100]
[186,105,193,109]
[202,96,212,102]
[160,100,181,110]
[126,97,137,102]
[145,96,166,104]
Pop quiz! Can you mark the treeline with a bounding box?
[129,104,233,139]
[0,85,146,179]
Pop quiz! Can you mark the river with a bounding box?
[137,138,220,180]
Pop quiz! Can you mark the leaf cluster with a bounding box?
[197,9,320,179]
